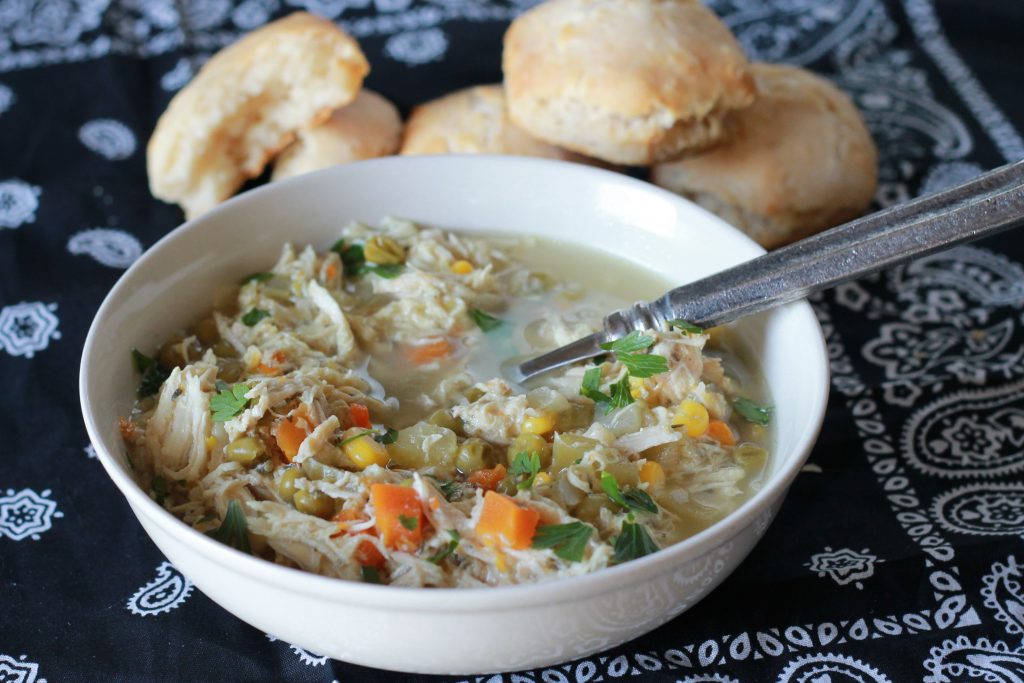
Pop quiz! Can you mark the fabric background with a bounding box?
[1,0,1023,681]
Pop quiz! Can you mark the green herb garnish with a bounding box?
[612,520,658,563]
[206,500,251,553]
[608,376,634,411]
[427,530,460,564]
[733,397,773,426]
[241,308,270,327]
[132,348,170,398]
[240,272,274,285]
[332,240,367,275]
[428,476,463,502]
[399,514,419,531]
[151,476,167,506]
[337,429,376,447]
[618,353,668,378]
[509,451,542,490]
[470,308,505,332]
[531,522,593,562]
[600,472,658,513]
[668,319,704,335]
[361,566,382,584]
[210,382,250,422]
[580,366,610,404]
[376,427,399,445]
[600,331,655,354]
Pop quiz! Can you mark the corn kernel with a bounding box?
[639,461,666,488]
[521,412,556,435]
[450,259,474,275]
[629,376,646,399]
[205,436,218,452]
[672,400,710,437]
[343,434,390,469]
[534,472,552,487]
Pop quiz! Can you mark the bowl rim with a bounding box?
[79,155,829,612]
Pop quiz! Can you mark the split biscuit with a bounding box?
[148,12,369,219]
[502,0,755,165]
[400,84,601,165]
[272,90,402,181]
[651,63,878,249]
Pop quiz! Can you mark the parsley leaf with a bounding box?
[470,309,504,332]
[399,514,419,530]
[210,383,250,422]
[733,397,773,426]
[531,522,593,562]
[361,566,382,584]
[599,472,659,514]
[608,377,634,412]
[241,308,270,327]
[132,348,170,398]
[510,451,542,490]
[240,272,274,285]
[361,263,404,279]
[337,429,376,447]
[427,530,460,564]
[618,352,669,378]
[580,366,611,404]
[332,240,367,275]
[612,520,659,563]
[600,331,655,354]
[375,427,399,445]
[668,319,704,335]
[428,476,463,502]
[206,500,251,553]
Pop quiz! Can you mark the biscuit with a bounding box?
[502,0,755,165]
[272,90,402,181]
[147,13,369,219]
[400,84,601,165]
[651,63,878,249]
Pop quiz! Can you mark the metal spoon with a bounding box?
[515,159,1024,382]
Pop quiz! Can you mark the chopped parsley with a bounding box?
[205,500,251,553]
[608,376,634,411]
[580,366,610,404]
[668,319,704,335]
[470,308,504,332]
[531,522,592,562]
[210,382,250,422]
[398,514,419,531]
[131,348,170,398]
[509,451,542,490]
[600,472,657,514]
[241,308,270,327]
[240,272,274,285]
[331,240,367,275]
[618,353,668,379]
[375,427,399,445]
[359,263,404,279]
[338,426,399,447]
[337,429,376,447]
[612,520,659,563]
[600,331,655,354]
[361,566,382,584]
[428,476,463,502]
[427,530,460,564]
[733,397,773,426]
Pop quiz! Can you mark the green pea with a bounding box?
[277,468,301,503]
[226,437,264,465]
[293,489,334,519]
[455,438,490,473]
[192,315,220,346]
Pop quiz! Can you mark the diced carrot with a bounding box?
[406,339,452,365]
[707,420,736,446]
[354,537,387,568]
[475,491,540,550]
[325,262,339,280]
[274,414,310,461]
[272,350,286,364]
[257,362,282,376]
[370,483,425,552]
[349,403,371,429]
[118,417,136,440]
[467,464,507,491]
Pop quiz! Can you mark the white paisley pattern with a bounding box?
[924,636,1024,683]
[806,547,881,589]
[126,562,194,616]
[67,228,143,268]
[264,635,329,666]
[932,483,1024,537]
[0,179,40,228]
[982,555,1024,645]
[78,118,136,159]
[0,302,61,358]
[0,654,45,683]
[777,653,892,683]
[0,489,62,541]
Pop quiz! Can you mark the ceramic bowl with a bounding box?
[80,156,828,674]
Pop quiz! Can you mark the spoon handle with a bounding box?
[606,158,1024,336]
[517,160,1024,382]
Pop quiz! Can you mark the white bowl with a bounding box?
[80,156,828,675]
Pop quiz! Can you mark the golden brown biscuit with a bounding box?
[502,0,755,165]
[272,90,402,181]
[651,63,878,249]
[400,84,601,165]
[148,13,369,219]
